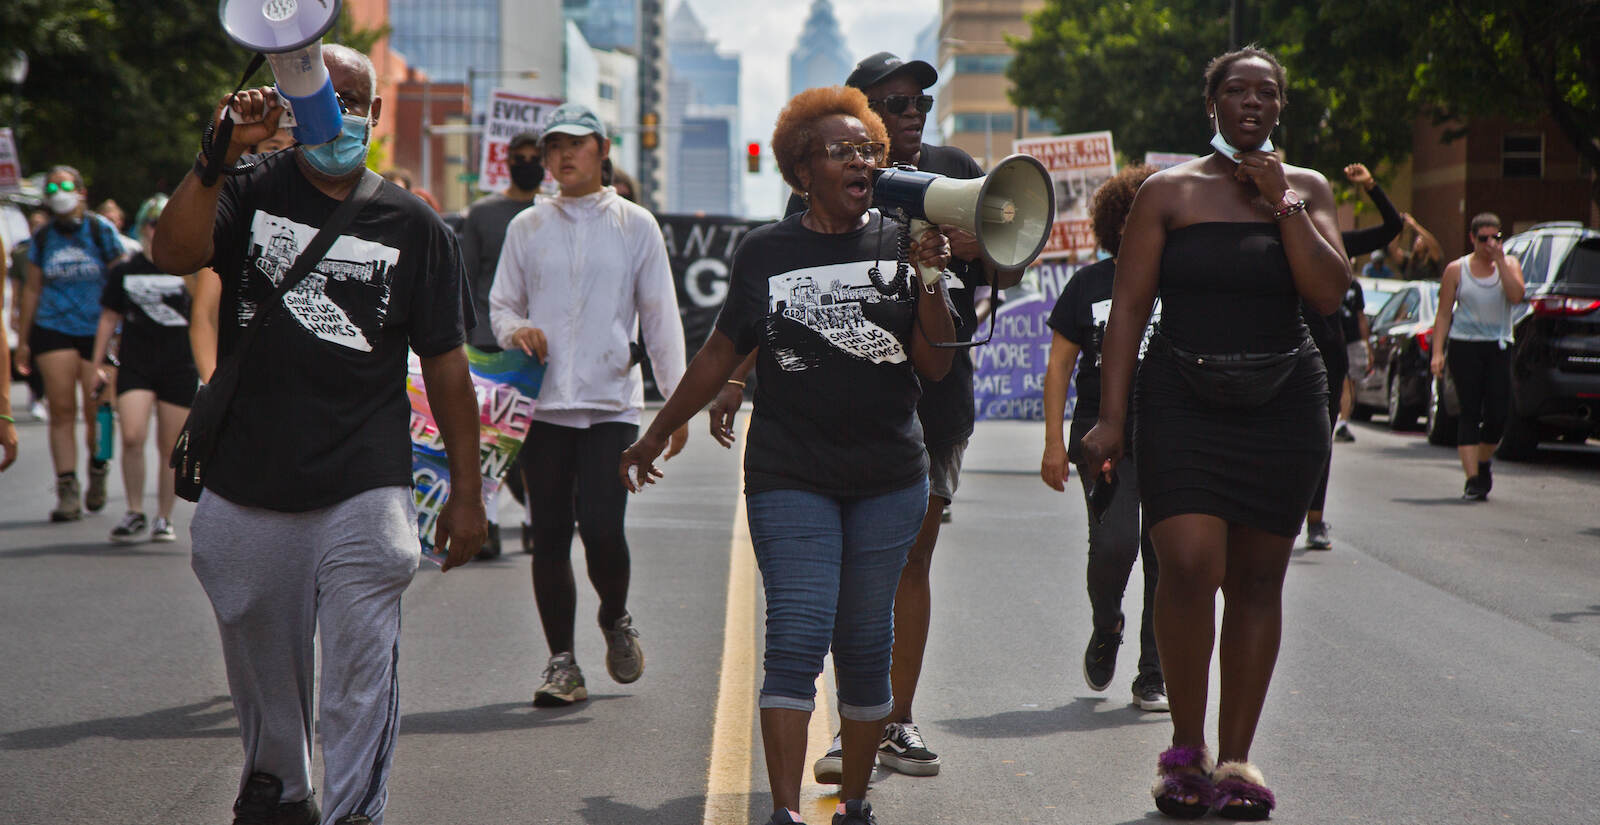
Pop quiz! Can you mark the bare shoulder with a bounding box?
[1285,163,1333,197]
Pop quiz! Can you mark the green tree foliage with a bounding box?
[0,0,239,212]
[1411,0,1599,206]
[0,1,392,212]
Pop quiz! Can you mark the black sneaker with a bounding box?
[1333,422,1355,443]
[1306,520,1332,550]
[1083,626,1122,692]
[1463,476,1488,501]
[1479,461,1493,494]
[877,721,940,776]
[231,772,319,825]
[832,799,878,825]
[766,809,807,825]
[110,512,148,544]
[812,733,843,784]
[1131,673,1170,712]
[332,817,373,825]
[475,522,502,560]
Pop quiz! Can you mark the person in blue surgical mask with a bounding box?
[153,43,487,825]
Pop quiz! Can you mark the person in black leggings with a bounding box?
[1301,162,1401,548]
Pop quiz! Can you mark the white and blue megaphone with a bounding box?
[872,153,1056,290]
[219,0,344,146]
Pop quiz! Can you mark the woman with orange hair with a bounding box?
[620,86,955,825]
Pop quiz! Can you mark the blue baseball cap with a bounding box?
[542,103,608,141]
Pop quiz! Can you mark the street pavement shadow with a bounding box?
[1550,603,1600,624]
[938,696,1165,739]
[1389,495,1477,506]
[400,696,623,734]
[0,695,236,749]
[577,793,707,825]
[0,539,186,559]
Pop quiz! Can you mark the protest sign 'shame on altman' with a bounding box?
[478,89,562,194]
[1014,131,1118,263]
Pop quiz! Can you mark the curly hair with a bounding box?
[1203,45,1288,107]
[771,86,888,193]
[1091,164,1157,257]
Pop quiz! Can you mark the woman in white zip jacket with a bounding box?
[488,103,689,707]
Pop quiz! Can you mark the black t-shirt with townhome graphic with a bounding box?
[785,143,984,449]
[208,151,471,511]
[716,211,928,497]
[1047,258,1159,426]
[101,252,194,371]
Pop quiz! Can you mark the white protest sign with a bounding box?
[1013,131,1117,262]
[478,90,561,194]
[0,128,21,192]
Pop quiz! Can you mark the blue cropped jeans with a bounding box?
[745,480,928,720]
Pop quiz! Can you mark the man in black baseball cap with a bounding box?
[844,51,939,91]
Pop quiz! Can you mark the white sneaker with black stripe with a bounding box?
[877,721,941,776]
[812,733,843,784]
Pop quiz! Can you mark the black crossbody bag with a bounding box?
[172,170,382,502]
[1148,330,1305,409]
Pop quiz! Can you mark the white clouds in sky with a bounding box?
[672,0,941,217]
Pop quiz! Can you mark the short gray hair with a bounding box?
[323,43,378,100]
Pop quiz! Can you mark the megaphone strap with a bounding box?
[198,53,270,186]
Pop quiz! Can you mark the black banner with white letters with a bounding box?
[641,214,769,398]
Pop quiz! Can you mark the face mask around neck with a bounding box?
[1211,131,1274,163]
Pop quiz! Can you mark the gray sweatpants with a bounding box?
[191,486,420,825]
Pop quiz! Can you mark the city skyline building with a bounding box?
[564,0,640,52]
[667,1,741,215]
[788,0,853,98]
[936,0,1055,170]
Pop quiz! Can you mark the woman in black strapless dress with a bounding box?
[1079,48,1352,821]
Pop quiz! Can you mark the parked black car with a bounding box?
[1352,281,1460,441]
[1497,222,1600,458]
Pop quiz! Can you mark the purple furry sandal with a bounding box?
[1212,761,1276,821]
[1150,745,1215,819]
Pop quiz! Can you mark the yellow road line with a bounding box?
[703,416,756,825]
[801,661,840,823]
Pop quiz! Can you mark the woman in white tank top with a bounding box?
[1430,213,1525,500]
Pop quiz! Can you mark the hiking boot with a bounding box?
[832,799,878,825]
[1306,520,1332,550]
[110,512,148,544]
[813,733,843,784]
[1132,673,1170,712]
[1463,475,1488,501]
[877,721,941,776]
[50,475,83,522]
[231,772,319,825]
[85,460,109,512]
[603,612,644,684]
[1083,626,1123,692]
[1333,422,1355,443]
[533,652,588,707]
[150,516,177,543]
[475,522,502,560]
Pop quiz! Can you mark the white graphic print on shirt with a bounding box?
[767,261,908,370]
[242,211,400,352]
[123,274,189,327]
[1087,297,1162,366]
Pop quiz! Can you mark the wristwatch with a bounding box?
[1273,189,1306,220]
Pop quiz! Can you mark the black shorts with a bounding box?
[29,325,95,361]
[117,361,200,407]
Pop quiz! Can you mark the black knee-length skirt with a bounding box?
[1134,343,1330,537]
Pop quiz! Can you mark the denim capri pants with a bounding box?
[745,479,928,721]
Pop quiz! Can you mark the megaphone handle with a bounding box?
[908,218,942,287]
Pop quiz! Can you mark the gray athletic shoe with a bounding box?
[533,652,588,707]
[603,612,644,684]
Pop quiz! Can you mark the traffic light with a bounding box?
[746,141,760,173]
[641,112,660,150]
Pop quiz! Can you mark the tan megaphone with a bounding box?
[872,153,1056,289]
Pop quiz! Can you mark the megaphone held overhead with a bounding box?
[873,153,1056,288]
[220,0,345,146]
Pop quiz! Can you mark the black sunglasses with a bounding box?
[868,94,934,115]
[1475,231,1503,242]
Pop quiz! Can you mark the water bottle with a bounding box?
[95,403,115,463]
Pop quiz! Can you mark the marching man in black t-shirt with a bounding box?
[153,45,487,825]
[710,51,1004,780]
[1040,165,1168,714]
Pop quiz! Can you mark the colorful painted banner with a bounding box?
[973,260,1080,422]
[1013,131,1118,262]
[408,346,545,563]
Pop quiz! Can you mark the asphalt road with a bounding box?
[1,399,1596,825]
